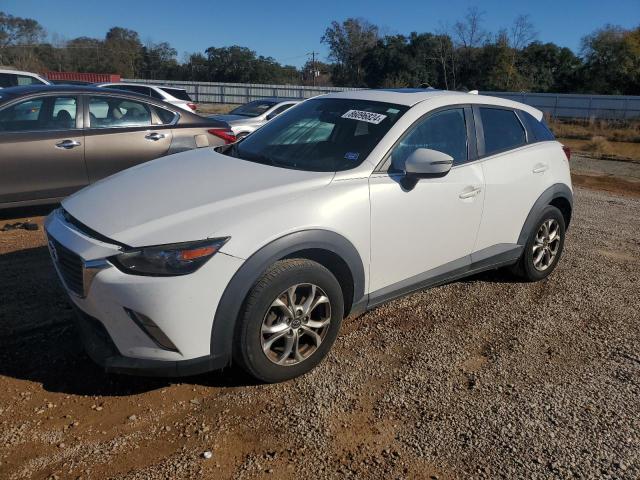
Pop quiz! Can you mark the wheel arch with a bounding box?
[210,229,366,364]
[518,183,573,245]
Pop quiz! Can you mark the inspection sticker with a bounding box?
[341,110,387,124]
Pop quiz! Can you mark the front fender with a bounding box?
[210,229,365,363]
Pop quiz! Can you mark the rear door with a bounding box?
[473,106,551,251]
[0,94,87,204]
[83,94,174,182]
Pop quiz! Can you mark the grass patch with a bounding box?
[548,118,640,143]
[195,103,239,115]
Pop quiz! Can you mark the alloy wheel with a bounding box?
[260,283,331,365]
[532,219,561,271]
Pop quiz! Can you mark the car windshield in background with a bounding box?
[230,98,408,172]
[159,87,192,101]
[230,100,278,117]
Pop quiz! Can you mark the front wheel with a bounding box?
[233,259,344,383]
[511,205,566,281]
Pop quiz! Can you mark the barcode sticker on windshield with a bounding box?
[341,110,387,124]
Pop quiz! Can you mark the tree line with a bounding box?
[1,9,638,94]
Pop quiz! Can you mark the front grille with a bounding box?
[49,237,84,296]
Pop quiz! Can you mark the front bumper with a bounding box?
[45,209,244,376]
[74,308,228,377]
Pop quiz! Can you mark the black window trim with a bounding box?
[0,93,83,134]
[375,104,477,174]
[473,104,529,159]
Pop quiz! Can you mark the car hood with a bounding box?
[62,148,334,248]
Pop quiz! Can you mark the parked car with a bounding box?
[96,82,197,112]
[0,69,50,88]
[211,98,301,139]
[45,89,572,383]
[0,85,236,209]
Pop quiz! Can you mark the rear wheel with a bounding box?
[511,205,566,281]
[234,259,344,383]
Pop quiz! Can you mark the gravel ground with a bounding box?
[0,185,638,479]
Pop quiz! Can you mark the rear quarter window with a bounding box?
[159,88,192,101]
[520,110,555,142]
[480,107,526,156]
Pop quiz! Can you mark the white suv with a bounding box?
[0,69,50,88]
[45,89,573,382]
[96,82,197,112]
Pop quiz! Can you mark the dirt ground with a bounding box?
[0,163,639,479]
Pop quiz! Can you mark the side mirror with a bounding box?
[405,148,453,178]
[401,148,453,190]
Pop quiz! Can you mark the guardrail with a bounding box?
[124,78,640,120]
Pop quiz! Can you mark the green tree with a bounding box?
[104,27,143,77]
[581,25,640,94]
[322,18,379,86]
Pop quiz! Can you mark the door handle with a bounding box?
[55,139,81,149]
[145,132,166,141]
[532,163,549,173]
[459,186,482,199]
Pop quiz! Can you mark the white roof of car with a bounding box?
[322,88,543,119]
[0,68,45,77]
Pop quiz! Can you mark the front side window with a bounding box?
[88,96,152,128]
[0,96,77,132]
[389,108,468,172]
[230,98,408,172]
[480,108,526,156]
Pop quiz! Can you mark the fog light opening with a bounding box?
[124,308,180,353]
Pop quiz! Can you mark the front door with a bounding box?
[0,94,87,204]
[368,107,485,297]
[84,95,173,182]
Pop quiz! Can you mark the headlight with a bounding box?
[110,238,229,276]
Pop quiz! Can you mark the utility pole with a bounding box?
[307,51,318,87]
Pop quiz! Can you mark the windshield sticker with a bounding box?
[344,152,360,161]
[386,108,400,114]
[341,110,387,124]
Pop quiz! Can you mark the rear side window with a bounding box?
[88,96,152,128]
[159,87,192,101]
[104,84,152,97]
[154,106,178,125]
[0,73,45,87]
[520,110,555,142]
[480,108,526,156]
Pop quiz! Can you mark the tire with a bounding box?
[511,205,566,282]
[233,259,344,383]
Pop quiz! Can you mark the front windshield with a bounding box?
[229,98,408,172]
[229,100,278,117]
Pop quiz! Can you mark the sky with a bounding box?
[2,0,639,67]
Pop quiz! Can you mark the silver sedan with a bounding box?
[211,98,301,140]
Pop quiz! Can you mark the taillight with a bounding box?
[187,102,197,111]
[562,145,571,161]
[208,128,237,144]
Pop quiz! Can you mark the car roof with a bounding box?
[0,69,45,77]
[321,88,543,118]
[97,82,187,91]
[0,84,153,100]
[251,97,301,103]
